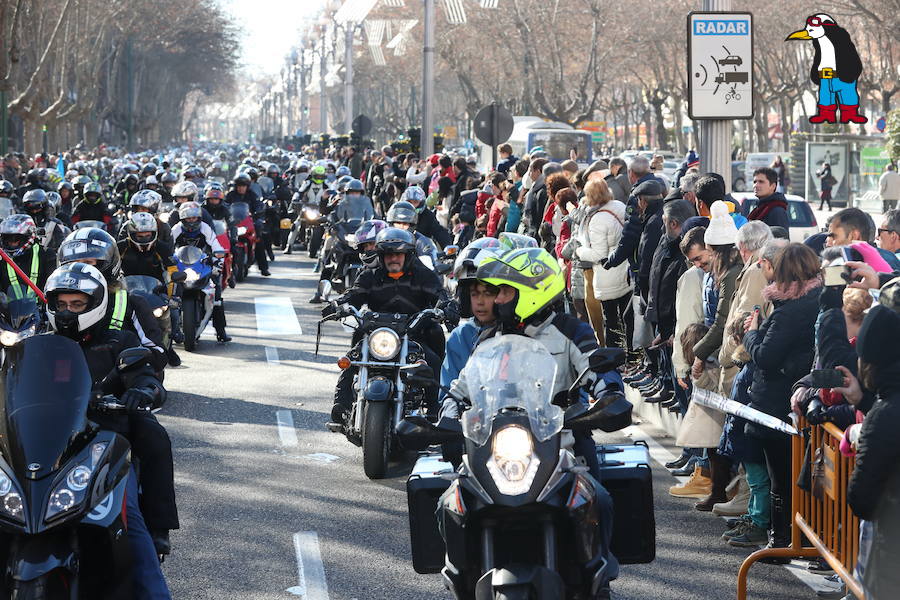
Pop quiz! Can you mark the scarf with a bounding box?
[748,197,788,221]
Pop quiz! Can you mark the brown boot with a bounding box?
[695,450,731,511]
[669,464,712,499]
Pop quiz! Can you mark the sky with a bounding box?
[218,0,324,75]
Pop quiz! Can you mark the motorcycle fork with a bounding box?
[481,524,496,573]
[354,337,369,433]
[393,336,409,427]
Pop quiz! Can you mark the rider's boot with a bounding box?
[284,226,298,254]
[309,280,330,304]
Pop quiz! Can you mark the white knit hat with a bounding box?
[704,200,738,245]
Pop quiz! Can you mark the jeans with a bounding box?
[126,469,171,600]
[744,461,771,529]
[817,77,860,106]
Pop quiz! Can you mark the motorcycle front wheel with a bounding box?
[308,227,324,258]
[494,591,532,600]
[183,297,198,352]
[234,247,246,283]
[362,401,391,479]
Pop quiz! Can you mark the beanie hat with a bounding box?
[857,304,900,366]
[704,200,739,245]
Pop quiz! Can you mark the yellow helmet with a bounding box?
[476,247,565,322]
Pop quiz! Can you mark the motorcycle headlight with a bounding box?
[487,425,540,496]
[303,207,319,219]
[184,268,200,283]
[237,226,248,236]
[368,327,400,361]
[0,467,23,522]
[152,306,168,318]
[0,326,34,347]
[45,442,107,522]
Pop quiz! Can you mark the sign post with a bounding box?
[473,102,514,169]
[688,7,753,190]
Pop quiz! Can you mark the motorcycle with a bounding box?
[320,305,445,479]
[230,201,258,283]
[172,245,216,352]
[293,198,326,258]
[323,219,363,294]
[0,336,149,598]
[72,220,108,232]
[123,274,173,351]
[397,335,637,600]
[212,219,234,288]
[0,286,43,361]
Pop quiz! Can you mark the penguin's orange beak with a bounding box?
[786,29,812,40]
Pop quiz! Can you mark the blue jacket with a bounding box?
[440,320,484,390]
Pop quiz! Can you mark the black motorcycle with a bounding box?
[324,218,363,294]
[320,305,444,479]
[0,287,43,357]
[0,336,150,598]
[398,335,639,600]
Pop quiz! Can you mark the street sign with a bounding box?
[443,125,458,139]
[473,102,514,168]
[351,114,372,137]
[876,116,886,132]
[687,12,754,120]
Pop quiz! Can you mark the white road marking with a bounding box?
[301,453,341,464]
[276,410,298,448]
[254,296,302,336]
[287,531,329,599]
[623,423,833,594]
[265,346,280,365]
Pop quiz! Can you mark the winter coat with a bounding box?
[672,266,705,379]
[848,367,900,600]
[606,174,659,280]
[718,259,771,393]
[645,233,689,338]
[693,262,742,362]
[416,206,453,248]
[749,191,790,230]
[742,278,821,435]
[633,199,665,299]
[605,173,632,204]
[574,200,631,301]
[440,320,484,390]
[718,352,764,463]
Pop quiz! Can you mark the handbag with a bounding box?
[810,440,837,501]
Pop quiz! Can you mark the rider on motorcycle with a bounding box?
[397,185,453,248]
[334,179,374,222]
[171,202,231,343]
[168,181,215,229]
[45,262,178,585]
[385,200,439,265]
[0,214,55,295]
[324,227,459,425]
[284,165,329,255]
[21,189,68,252]
[115,173,140,207]
[224,173,269,276]
[441,246,622,597]
[352,219,388,270]
[70,181,113,227]
[57,227,169,372]
[127,189,173,244]
[119,213,176,282]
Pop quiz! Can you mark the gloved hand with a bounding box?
[438,299,460,328]
[600,257,610,270]
[805,398,830,426]
[120,388,154,412]
[322,302,346,319]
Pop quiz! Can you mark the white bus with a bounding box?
[475,116,594,172]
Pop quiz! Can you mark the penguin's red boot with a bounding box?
[839,104,868,124]
[809,104,838,124]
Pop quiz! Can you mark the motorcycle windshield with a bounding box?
[212,220,228,236]
[460,335,560,446]
[123,275,162,295]
[0,335,92,478]
[1,287,39,329]
[0,198,13,219]
[175,245,206,265]
[230,202,250,222]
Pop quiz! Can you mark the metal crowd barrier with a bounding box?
[737,415,864,600]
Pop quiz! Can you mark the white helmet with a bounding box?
[401,186,426,205]
[126,212,159,251]
[45,263,109,339]
[171,180,198,201]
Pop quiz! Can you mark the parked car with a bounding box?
[733,192,819,243]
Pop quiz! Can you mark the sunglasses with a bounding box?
[878,228,897,236]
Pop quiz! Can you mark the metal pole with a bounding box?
[320,36,328,134]
[126,39,133,150]
[421,0,435,156]
[490,102,498,169]
[0,90,7,155]
[344,26,354,135]
[300,64,308,136]
[698,0,733,190]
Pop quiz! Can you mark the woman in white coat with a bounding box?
[574,179,632,350]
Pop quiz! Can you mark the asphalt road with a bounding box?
[156,251,820,600]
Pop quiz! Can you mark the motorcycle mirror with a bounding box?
[565,392,633,433]
[435,262,452,275]
[589,348,626,372]
[116,346,152,373]
[400,363,436,387]
[170,271,187,283]
[396,415,463,451]
[443,245,459,257]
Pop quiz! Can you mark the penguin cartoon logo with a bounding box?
[785,14,867,125]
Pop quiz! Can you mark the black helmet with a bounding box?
[25,169,42,185]
[123,173,140,188]
[375,227,416,270]
[233,173,251,187]
[57,227,122,282]
[386,200,418,226]
[22,189,49,217]
[57,180,74,194]
[266,164,280,177]
[45,263,109,339]
[141,163,156,177]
